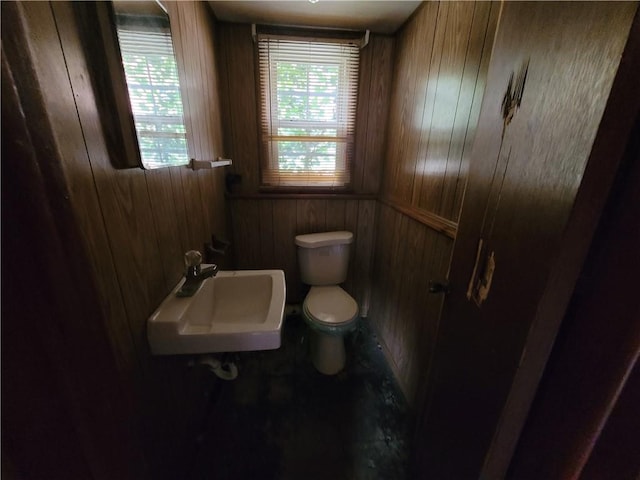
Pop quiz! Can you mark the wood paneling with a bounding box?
[383,1,498,222]
[415,2,475,212]
[167,0,229,256]
[7,2,229,478]
[369,1,498,405]
[356,34,395,194]
[272,199,299,297]
[413,2,638,478]
[216,23,260,194]
[221,24,392,314]
[387,1,441,206]
[230,199,376,312]
[2,7,147,475]
[370,204,453,405]
[354,200,376,314]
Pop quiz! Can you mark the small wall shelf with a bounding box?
[190,158,232,170]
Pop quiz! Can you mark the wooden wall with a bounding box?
[2,5,147,475]
[217,23,394,309]
[370,1,499,406]
[413,2,638,478]
[370,204,453,405]
[230,198,376,310]
[7,2,228,478]
[382,1,498,221]
[509,111,640,480]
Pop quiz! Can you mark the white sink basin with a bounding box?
[147,268,286,355]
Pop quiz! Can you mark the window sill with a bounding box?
[226,191,377,200]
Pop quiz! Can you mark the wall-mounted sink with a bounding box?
[148,268,286,355]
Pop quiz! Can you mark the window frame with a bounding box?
[256,28,362,192]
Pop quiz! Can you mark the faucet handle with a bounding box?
[184,250,202,278]
[184,250,203,267]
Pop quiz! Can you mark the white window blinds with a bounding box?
[257,34,360,188]
[116,23,189,169]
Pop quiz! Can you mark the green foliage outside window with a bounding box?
[258,35,359,187]
[275,61,340,172]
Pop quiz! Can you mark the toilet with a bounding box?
[295,231,359,375]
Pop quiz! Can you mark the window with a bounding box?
[257,33,360,189]
[115,9,189,169]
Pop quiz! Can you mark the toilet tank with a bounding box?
[295,231,353,286]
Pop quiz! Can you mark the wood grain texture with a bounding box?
[2,3,147,478]
[258,200,275,269]
[370,204,398,348]
[11,2,230,478]
[220,23,392,314]
[489,9,640,478]
[229,198,375,308]
[382,1,497,222]
[437,2,494,220]
[325,199,347,231]
[451,3,499,222]
[379,197,457,238]
[416,2,475,212]
[393,218,427,387]
[369,1,497,407]
[215,23,260,193]
[369,204,453,405]
[356,35,395,194]
[394,1,442,206]
[354,200,377,315]
[387,214,410,364]
[231,199,261,269]
[168,165,192,254]
[296,199,327,235]
[272,199,299,299]
[145,168,185,292]
[14,2,137,379]
[414,2,638,478]
[363,35,395,193]
[352,33,372,193]
[509,114,640,480]
[229,193,376,200]
[343,199,360,299]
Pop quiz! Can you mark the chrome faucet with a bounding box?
[177,250,218,297]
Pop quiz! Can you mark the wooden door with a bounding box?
[413,2,639,478]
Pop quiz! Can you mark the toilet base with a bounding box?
[309,330,346,375]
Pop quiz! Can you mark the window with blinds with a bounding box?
[257,33,360,189]
[116,15,189,169]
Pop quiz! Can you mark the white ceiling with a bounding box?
[207,1,421,34]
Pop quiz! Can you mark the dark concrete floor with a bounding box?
[188,315,413,480]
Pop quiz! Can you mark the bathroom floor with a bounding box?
[187,314,413,480]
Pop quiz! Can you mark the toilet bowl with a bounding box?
[302,286,359,375]
[295,231,359,375]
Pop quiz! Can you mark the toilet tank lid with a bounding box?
[295,231,353,248]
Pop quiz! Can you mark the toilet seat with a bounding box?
[303,286,358,326]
